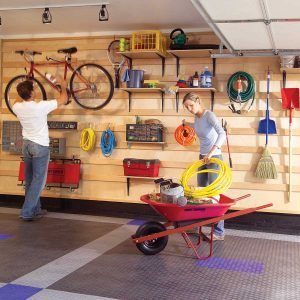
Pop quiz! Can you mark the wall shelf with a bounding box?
[175,87,216,112]
[121,176,159,195]
[126,141,166,150]
[120,88,165,112]
[118,50,166,76]
[167,49,216,77]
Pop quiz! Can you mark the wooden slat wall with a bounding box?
[0,33,299,214]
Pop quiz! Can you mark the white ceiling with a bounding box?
[192,0,300,54]
[0,0,210,38]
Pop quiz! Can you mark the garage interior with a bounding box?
[0,0,300,299]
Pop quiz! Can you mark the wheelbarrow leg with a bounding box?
[181,224,214,260]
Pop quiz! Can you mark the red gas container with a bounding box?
[123,158,160,177]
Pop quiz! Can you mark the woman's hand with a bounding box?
[203,153,212,164]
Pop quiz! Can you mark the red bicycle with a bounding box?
[4,47,114,115]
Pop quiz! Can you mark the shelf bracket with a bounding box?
[175,92,180,113]
[126,177,130,196]
[212,57,216,77]
[210,90,215,111]
[160,90,165,112]
[124,90,132,112]
[170,53,180,77]
[156,53,166,76]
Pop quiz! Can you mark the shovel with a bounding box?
[258,69,277,134]
[281,88,300,201]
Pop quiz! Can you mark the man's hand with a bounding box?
[57,79,70,106]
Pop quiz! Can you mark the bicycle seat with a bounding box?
[57,47,77,54]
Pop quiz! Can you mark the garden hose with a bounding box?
[227,71,255,113]
[100,128,116,157]
[180,158,232,198]
[174,124,196,146]
[80,128,96,151]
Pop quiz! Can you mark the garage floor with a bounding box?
[0,207,300,300]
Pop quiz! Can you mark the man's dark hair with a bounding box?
[16,80,34,100]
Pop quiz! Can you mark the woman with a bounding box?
[183,92,226,240]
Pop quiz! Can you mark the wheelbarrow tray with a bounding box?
[140,194,235,222]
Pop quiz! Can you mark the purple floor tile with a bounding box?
[0,234,12,240]
[127,219,146,226]
[0,284,42,300]
[195,257,264,274]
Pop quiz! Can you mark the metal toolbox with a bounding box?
[123,158,160,177]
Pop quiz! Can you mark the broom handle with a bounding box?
[266,69,270,145]
[289,109,292,202]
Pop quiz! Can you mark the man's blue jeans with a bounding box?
[198,154,224,236]
[21,140,50,219]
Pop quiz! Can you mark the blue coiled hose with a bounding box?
[100,129,116,157]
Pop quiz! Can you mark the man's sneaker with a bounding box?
[212,234,225,241]
[35,209,48,218]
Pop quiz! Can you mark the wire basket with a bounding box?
[131,30,167,56]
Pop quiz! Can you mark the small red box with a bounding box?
[123,158,160,177]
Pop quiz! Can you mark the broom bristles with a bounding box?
[255,146,277,179]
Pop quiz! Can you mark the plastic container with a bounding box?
[200,67,212,88]
[131,30,167,56]
[45,72,57,85]
[126,69,144,88]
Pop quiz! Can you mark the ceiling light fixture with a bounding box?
[42,7,52,24]
[99,5,109,21]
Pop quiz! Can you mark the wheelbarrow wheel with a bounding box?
[135,221,168,255]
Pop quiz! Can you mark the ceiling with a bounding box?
[192,0,300,55]
[0,0,210,38]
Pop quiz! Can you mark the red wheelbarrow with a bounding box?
[132,194,273,260]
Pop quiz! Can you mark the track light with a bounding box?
[99,5,109,21]
[42,8,52,24]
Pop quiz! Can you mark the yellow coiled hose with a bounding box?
[80,128,96,151]
[180,158,232,198]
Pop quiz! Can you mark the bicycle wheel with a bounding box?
[4,75,47,116]
[70,63,114,110]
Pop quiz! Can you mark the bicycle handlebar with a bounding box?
[15,50,42,56]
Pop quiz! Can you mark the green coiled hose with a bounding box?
[227,71,255,103]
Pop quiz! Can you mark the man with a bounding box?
[13,79,69,221]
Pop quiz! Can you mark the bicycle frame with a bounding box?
[24,52,91,94]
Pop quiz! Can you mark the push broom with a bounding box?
[255,69,277,179]
[281,87,300,201]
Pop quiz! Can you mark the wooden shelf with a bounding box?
[120,88,163,93]
[126,141,166,150]
[167,49,216,76]
[167,49,213,58]
[120,88,165,112]
[175,87,217,112]
[280,68,300,73]
[121,176,159,195]
[118,50,166,76]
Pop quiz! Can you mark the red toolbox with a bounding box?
[19,158,81,189]
[123,158,160,177]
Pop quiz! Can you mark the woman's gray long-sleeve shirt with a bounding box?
[193,110,226,155]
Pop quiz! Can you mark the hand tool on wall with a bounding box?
[281,88,300,201]
[222,119,232,168]
[258,68,277,134]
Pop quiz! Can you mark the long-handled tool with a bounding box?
[222,119,232,168]
[281,88,300,201]
[258,69,277,134]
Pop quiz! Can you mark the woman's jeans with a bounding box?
[21,140,50,219]
[198,154,224,236]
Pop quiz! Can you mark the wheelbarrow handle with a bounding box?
[233,194,251,202]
